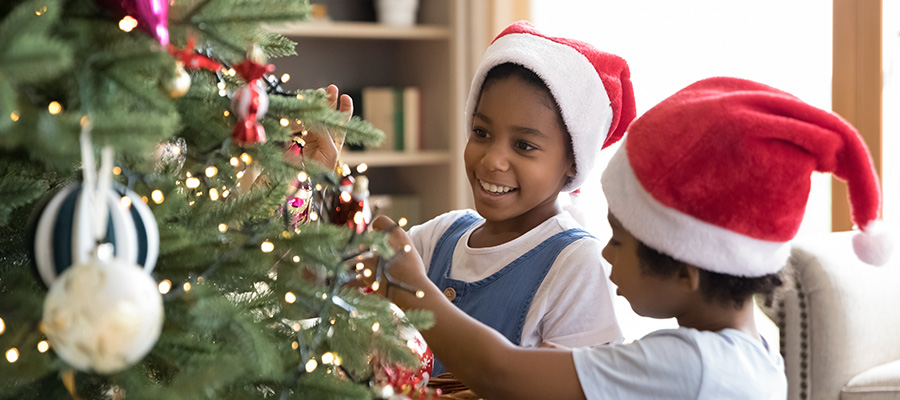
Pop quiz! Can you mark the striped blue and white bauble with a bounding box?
[30,182,159,287]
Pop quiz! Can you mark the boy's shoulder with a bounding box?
[573,328,786,400]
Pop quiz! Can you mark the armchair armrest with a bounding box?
[759,231,900,400]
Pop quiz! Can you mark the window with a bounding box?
[532,0,833,341]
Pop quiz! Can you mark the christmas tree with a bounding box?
[0,0,434,399]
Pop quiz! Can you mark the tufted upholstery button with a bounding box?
[443,287,457,301]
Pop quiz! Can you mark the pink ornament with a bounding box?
[101,0,169,46]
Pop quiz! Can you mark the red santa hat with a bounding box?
[602,77,892,277]
[465,21,636,192]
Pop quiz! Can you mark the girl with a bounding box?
[406,21,636,374]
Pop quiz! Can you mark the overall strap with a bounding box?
[426,213,482,285]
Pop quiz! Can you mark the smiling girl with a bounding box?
[406,21,636,375]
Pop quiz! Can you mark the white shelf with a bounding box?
[269,21,451,40]
[340,150,451,167]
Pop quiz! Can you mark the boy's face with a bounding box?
[465,77,575,228]
[602,213,688,319]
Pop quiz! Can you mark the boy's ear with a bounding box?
[676,264,701,292]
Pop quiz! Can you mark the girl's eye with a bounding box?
[515,141,536,151]
[471,128,489,138]
[606,238,621,247]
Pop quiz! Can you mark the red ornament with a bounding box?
[230,81,268,146]
[101,0,169,46]
[230,59,275,147]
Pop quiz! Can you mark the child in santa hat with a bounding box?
[404,21,636,375]
[370,76,892,399]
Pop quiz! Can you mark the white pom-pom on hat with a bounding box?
[853,220,894,266]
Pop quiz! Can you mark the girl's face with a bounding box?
[465,77,575,230]
[602,213,685,319]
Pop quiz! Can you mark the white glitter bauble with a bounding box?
[42,257,164,374]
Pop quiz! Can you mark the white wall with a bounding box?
[533,0,834,342]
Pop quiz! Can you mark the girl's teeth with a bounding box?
[481,180,512,194]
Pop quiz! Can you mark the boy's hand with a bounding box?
[285,84,352,169]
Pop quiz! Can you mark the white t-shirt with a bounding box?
[408,209,623,348]
[573,328,787,400]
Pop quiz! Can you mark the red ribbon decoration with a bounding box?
[167,37,222,71]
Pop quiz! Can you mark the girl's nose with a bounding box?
[481,143,510,172]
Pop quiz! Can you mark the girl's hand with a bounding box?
[285,84,353,169]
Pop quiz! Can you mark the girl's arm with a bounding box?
[373,217,587,400]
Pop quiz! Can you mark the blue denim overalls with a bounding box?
[426,213,591,375]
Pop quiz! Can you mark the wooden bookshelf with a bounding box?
[269,0,470,221]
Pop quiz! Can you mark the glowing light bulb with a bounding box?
[5,348,18,363]
[112,166,122,175]
[398,218,408,227]
[284,292,296,303]
[120,196,132,209]
[371,281,380,291]
[292,256,300,263]
[47,102,62,115]
[305,359,317,373]
[218,223,228,233]
[37,341,49,353]
[227,68,236,76]
[371,322,380,332]
[357,163,368,173]
[309,212,319,221]
[291,341,299,350]
[118,15,138,32]
[280,118,289,127]
[205,166,218,177]
[10,112,19,122]
[281,73,291,83]
[261,241,274,253]
[416,290,425,299]
[297,171,308,182]
[183,282,192,292]
[240,153,252,164]
[151,190,164,204]
[217,82,226,90]
[362,269,372,278]
[158,279,172,294]
[356,262,364,271]
[292,322,302,331]
[230,157,239,166]
[209,188,219,201]
[0,317,4,334]
[185,177,200,189]
[321,352,334,364]
[403,245,412,253]
[340,191,351,203]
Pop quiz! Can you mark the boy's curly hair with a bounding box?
[635,241,783,308]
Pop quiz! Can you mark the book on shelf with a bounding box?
[359,86,420,153]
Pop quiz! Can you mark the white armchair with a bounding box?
[759,231,900,400]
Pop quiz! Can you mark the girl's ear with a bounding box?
[565,160,577,178]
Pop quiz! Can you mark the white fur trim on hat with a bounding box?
[465,33,612,192]
[602,145,792,277]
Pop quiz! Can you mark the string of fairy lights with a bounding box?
[6,9,431,398]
